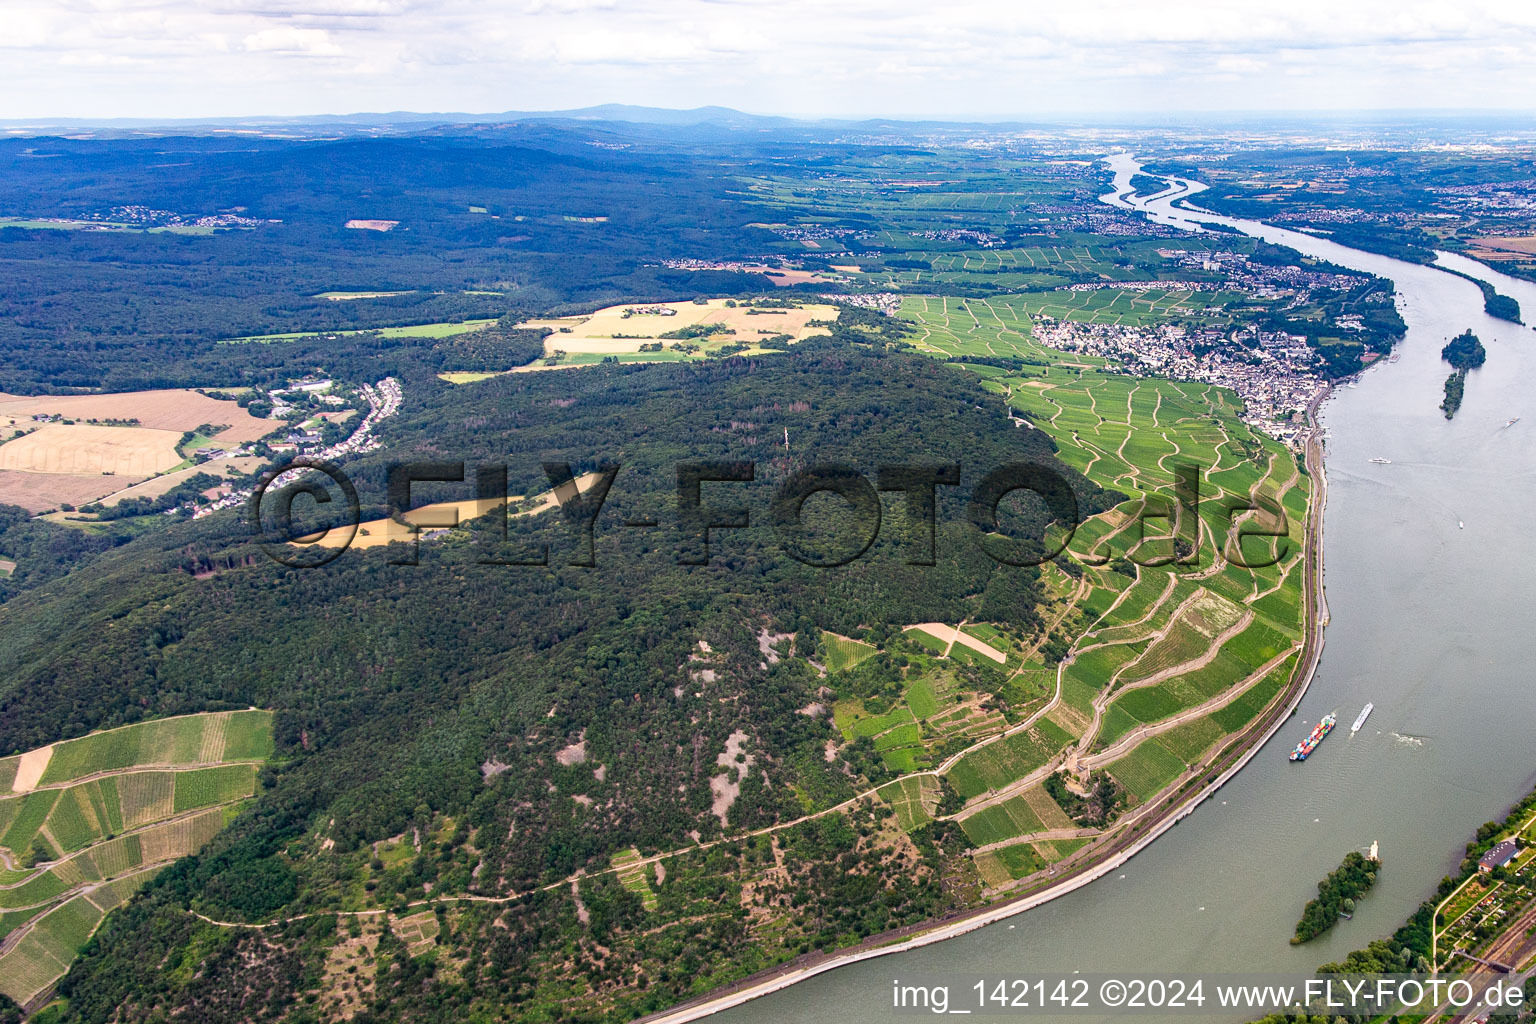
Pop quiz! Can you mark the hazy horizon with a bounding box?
[5,103,1536,131]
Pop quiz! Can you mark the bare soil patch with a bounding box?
[557,732,588,766]
[906,623,1008,664]
[710,730,753,824]
[12,745,52,792]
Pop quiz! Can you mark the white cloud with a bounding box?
[2,0,1535,117]
[242,26,344,55]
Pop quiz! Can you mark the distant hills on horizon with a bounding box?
[6,103,1536,138]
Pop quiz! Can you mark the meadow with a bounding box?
[223,318,497,344]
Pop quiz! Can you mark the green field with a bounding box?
[957,795,1047,846]
[821,631,878,673]
[222,319,496,344]
[905,678,941,718]
[946,720,1074,800]
[833,703,914,741]
[612,849,659,911]
[878,776,939,832]
[883,292,1310,860]
[0,712,276,1004]
[172,764,258,813]
[38,711,273,785]
[1106,740,1188,802]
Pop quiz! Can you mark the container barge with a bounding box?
[1290,713,1336,762]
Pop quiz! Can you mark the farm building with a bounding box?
[1479,839,1519,873]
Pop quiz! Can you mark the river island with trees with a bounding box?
[1292,850,1382,943]
[1440,329,1487,419]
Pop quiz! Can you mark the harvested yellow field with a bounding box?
[737,265,838,287]
[1468,235,1536,257]
[94,455,265,507]
[0,389,278,511]
[315,471,603,549]
[0,424,183,476]
[515,318,587,331]
[12,745,52,792]
[523,298,836,357]
[0,469,148,512]
[0,388,278,443]
[437,371,509,384]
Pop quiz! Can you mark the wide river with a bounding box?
[721,154,1536,1022]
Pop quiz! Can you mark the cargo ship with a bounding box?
[1290,713,1337,762]
[1351,703,1373,733]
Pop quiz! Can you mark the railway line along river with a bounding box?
[710,155,1536,1023]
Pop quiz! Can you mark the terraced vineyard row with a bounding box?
[0,711,274,1006]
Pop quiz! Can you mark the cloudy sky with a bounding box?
[6,0,1536,120]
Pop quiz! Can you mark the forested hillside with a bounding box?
[0,330,1109,1021]
[0,118,1380,1020]
[0,131,786,392]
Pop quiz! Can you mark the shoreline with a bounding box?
[636,391,1334,1024]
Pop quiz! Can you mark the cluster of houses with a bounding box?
[189,377,401,520]
[85,205,275,229]
[268,376,335,420]
[815,292,900,316]
[915,228,1003,248]
[772,225,867,244]
[1154,248,1368,297]
[1431,179,1536,216]
[1033,317,1328,448]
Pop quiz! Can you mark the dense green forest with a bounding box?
[0,133,797,392]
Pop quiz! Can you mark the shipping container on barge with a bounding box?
[1290,713,1337,762]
